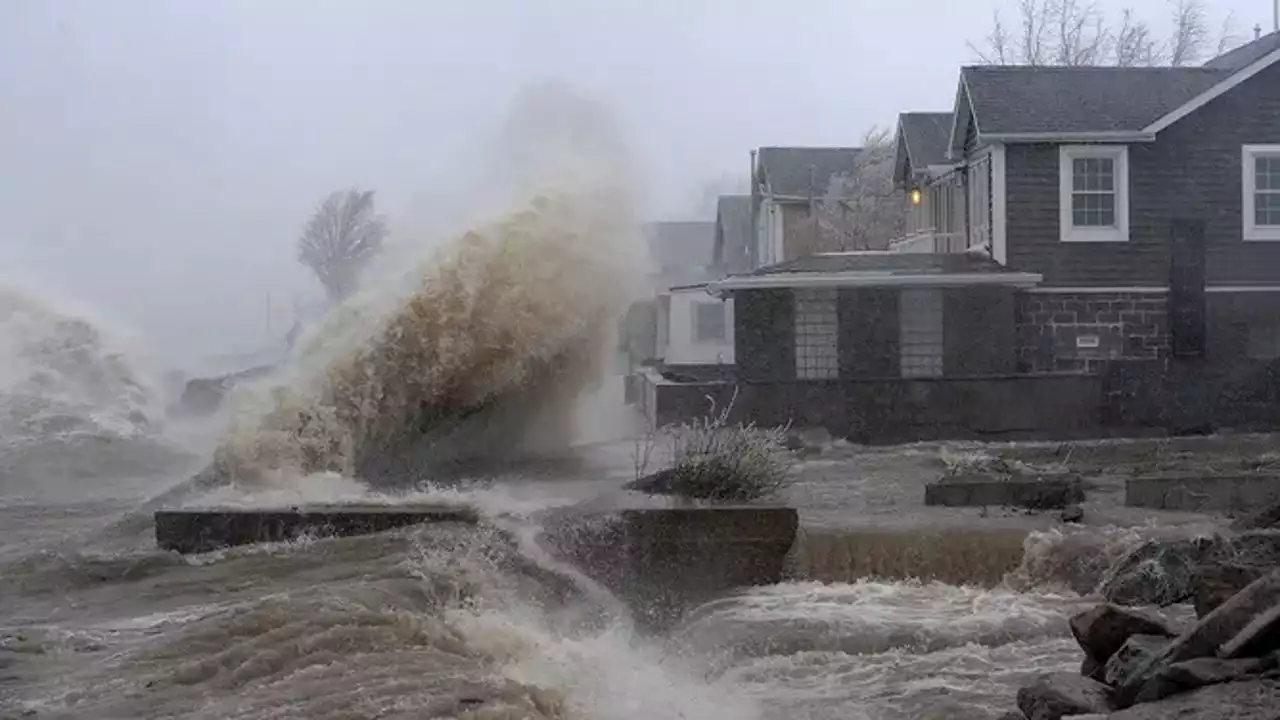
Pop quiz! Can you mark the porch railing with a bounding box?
[888,231,968,254]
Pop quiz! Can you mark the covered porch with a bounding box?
[708,253,1042,382]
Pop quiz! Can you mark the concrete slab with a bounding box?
[1125,474,1280,512]
[154,505,479,554]
[924,472,1085,509]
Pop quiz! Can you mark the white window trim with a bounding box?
[1058,145,1130,243]
[1243,144,1280,242]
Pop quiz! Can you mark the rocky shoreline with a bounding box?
[1001,504,1280,719]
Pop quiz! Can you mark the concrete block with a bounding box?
[540,506,799,632]
[924,472,1085,509]
[154,504,479,554]
[1124,474,1280,512]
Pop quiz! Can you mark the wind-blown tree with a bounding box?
[807,127,904,252]
[970,0,1243,67]
[297,188,388,303]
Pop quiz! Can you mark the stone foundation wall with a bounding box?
[1016,291,1169,373]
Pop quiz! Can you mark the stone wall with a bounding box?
[1016,291,1169,373]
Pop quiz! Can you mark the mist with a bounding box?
[0,0,1261,369]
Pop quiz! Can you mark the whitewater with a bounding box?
[0,86,1206,719]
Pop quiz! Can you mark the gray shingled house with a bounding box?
[889,31,1280,375]
[635,33,1280,439]
[750,147,867,265]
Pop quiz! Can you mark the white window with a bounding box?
[692,301,727,343]
[794,288,838,379]
[1059,145,1130,243]
[1243,145,1280,241]
[899,288,944,378]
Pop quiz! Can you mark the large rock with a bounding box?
[1113,569,1280,708]
[1193,564,1268,619]
[1016,673,1112,720]
[1219,604,1280,659]
[1070,604,1176,670]
[1231,502,1280,531]
[1099,539,1211,607]
[1103,634,1171,688]
[540,506,799,632]
[1132,656,1278,704]
[1075,679,1280,719]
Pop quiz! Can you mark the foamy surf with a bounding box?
[210,86,646,493]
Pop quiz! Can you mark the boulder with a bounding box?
[1232,502,1280,531]
[1113,569,1280,708]
[1061,504,1085,523]
[1219,604,1280,659]
[1133,656,1277,704]
[1016,673,1112,720]
[1193,563,1267,619]
[1098,538,1221,608]
[1070,604,1176,669]
[1104,634,1171,688]
[1093,679,1280,719]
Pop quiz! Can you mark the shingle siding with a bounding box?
[1003,61,1280,287]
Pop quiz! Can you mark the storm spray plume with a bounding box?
[211,84,647,488]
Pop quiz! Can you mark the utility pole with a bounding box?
[1274,0,1278,33]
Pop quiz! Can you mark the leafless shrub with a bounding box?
[632,388,796,501]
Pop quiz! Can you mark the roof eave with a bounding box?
[1143,46,1280,134]
[981,131,1156,143]
[707,271,1044,296]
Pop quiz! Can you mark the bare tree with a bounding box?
[297,188,388,303]
[806,127,905,252]
[968,0,1242,67]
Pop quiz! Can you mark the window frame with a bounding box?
[691,300,728,344]
[1058,145,1130,244]
[1243,144,1280,242]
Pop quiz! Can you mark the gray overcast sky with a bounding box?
[0,0,1265,367]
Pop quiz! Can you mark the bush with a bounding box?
[630,389,795,502]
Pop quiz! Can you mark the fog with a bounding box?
[0,0,1261,369]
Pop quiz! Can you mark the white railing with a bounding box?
[888,231,968,254]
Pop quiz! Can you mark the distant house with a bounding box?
[623,221,734,373]
[891,112,966,254]
[713,195,753,275]
[750,147,866,266]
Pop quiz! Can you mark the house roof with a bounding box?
[708,251,1042,292]
[756,147,861,198]
[643,221,715,272]
[1206,30,1280,71]
[712,195,752,273]
[960,65,1228,136]
[898,112,954,168]
[949,38,1280,154]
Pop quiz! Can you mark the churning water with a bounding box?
[0,87,1201,719]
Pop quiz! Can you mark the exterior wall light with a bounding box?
[909,188,923,205]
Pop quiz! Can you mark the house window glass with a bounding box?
[1071,157,1117,227]
[1059,145,1129,243]
[693,302,727,343]
[967,154,991,249]
[1257,156,1280,218]
[794,288,838,379]
[899,288,944,378]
